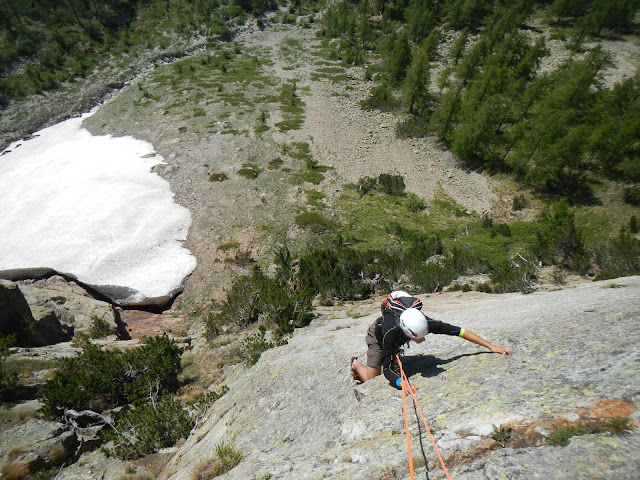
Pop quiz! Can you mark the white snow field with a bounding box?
[0,112,196,306]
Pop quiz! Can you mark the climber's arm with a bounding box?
[461,329,511,355]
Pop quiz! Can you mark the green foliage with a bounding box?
[630,215,639,234]
[41,336,183,416]
[534,203,589,273]
[356,174,406,196]
[276,80,305,132]
[194,441,243,479]
[104,396,191,459]
[295,211,335,233]
[204,267,312,341]
[0,0,279,103]
[377,174,406,196]
[491,423,512,447]
[546,416,633,445]
[594,228,640,280]
[209,173,229,182]
[512,194,528,211]
[89,317,115,339]
[623,185,640,206]
[267,158,284,170]
[237,164,262,179]
[0,335,17,400]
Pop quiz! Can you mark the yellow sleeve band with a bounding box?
[459,328,466,338]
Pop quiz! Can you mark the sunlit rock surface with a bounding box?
[162,277,640,480]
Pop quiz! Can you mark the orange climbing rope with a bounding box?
[397,354,453,480]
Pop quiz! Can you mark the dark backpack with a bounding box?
[380,292,423,317]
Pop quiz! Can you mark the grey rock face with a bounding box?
[0,279,34,344]
[19,276,120,342]
[0,419,79,473]
[0,276,124,346]
[161,276,640,480]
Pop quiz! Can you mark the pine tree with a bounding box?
[402,44,431,113]
[385,33,412,84]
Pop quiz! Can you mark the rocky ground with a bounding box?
[161,276,640,480]
[1,10,639,480]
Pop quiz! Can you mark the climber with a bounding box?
[350,291,511,393]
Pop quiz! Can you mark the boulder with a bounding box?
[0,419,79,475]
[0,279,34,345]
[1,276,126,346]
[160,276,640,480]
[19,276,121,342]
[53,449,153,480]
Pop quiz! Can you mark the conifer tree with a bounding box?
[402,43,431,113]
[385,33,412,84]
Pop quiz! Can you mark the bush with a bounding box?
[41,336,183,416]
[295,211,335,233]
[357,176,378,197]
[406,193,426,213]
[378,173,406,196]
[0,335,17,401]
[241,327,275,366]
[624,185,640,205]
[490,256,538,294]
[594,229,640,280]
[209,173,229,182]
[193,441,243,479]
[535,204,590,274]
[89,317,115,339]
[205,267,313,340]
[512,194,528,211]
[104,396,191,459]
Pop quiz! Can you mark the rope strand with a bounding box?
[397,354,452,480]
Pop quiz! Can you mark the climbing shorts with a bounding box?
[365,321,383,368]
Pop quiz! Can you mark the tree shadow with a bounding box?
[402,352,490,379]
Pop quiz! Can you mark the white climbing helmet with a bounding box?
[399,309,428,339]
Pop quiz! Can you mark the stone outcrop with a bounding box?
[0,276,126,346]
[161,276,640,480]
[0,420,79,474]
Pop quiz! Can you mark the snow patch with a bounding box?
[0,112,196,306]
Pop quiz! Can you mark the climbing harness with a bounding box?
[397,354,452,480]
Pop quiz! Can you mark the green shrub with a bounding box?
[41,336,183,416]
[0,335,17,400]
[217,241,240,251]
[357,176,378,196]
[295,211,335,233]
[490,257,538,294]
[476,283,493,293]
[241,327,275,366]
[512,194,528,211]
[630,215,639,234]
[624,185,640,205]
[396,116,430,139]
[104,396,191,459]
[205,268,312,340]
[546,416,632,445]
[298,245,373,300]
[209,173,229,182]
[89,317,115,339]
[594,229,640,280]
[535,204,589,274]
[193,441,243,479]
[267,158,283,170]
[237,164,262,179]
[377,174,405,196]
[406,193,426,213]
